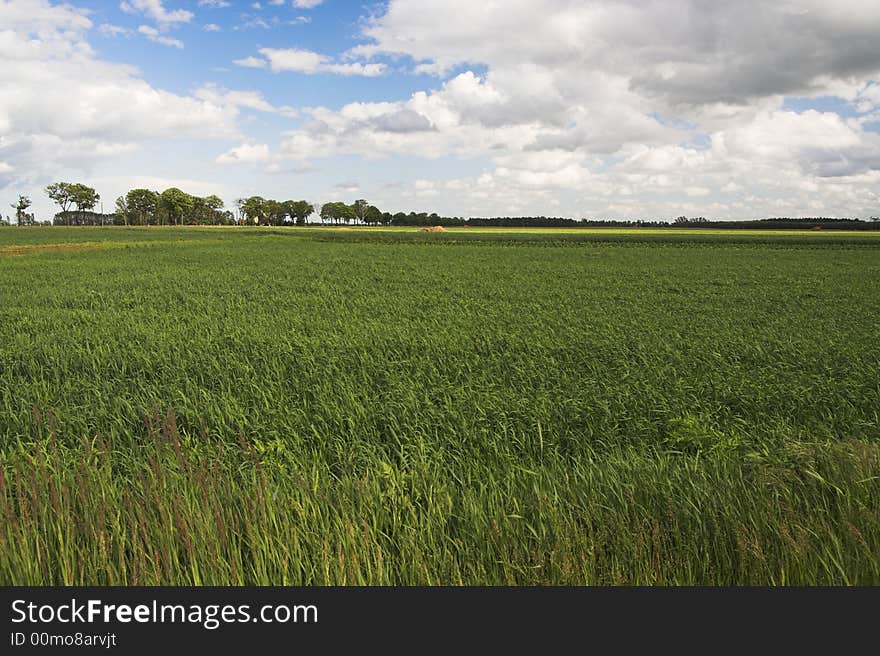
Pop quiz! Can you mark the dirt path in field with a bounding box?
[0,238,231,257]
[0,241,110,256]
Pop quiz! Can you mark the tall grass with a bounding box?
[2,408,877,584]
[0,227,878,584]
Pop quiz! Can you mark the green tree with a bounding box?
[365,205,383,226]
[285,200,314,226]
[352,199,369,224]
[126,189,159,225]
[188,195,224,225]
[241,196,267,225]
[114,195,129,226]
[342,203,356,225]
[46,182,99,225]
[320,201,354,225]
[45,182,76,225]
[264,199,287,226]
[69,183,100,225]
[203,195,225,225]
[190,196,207,225]
[159,188,193,226]
[319,203,334,225]
[11,195,32,226]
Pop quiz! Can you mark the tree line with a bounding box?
[3,181,879,229]
[116,188,232,226]
[468,216,880,230]
[3,181,469,228]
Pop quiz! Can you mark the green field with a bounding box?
[1,226,878,584]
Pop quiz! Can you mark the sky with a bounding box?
[2,0,880,221]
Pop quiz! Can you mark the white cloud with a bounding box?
[216,143,271,164]
[716,110,880,177]
[260,47,322,72]
[97,24,133,37]
[194,83,298,117]
[301,0,880,218]
[236,48,386,76]
[119,0,193,27]
[198,0,231,7]
[267,71,570,164]
[235,15,274,30]
[203,23,221,32]
[260,78,880,218]
[334,180,359,193]
[360,1,880,103]
[232,56,267,69]
[137,24,183,48]
[293,0,323,8]
[0,0,243,195]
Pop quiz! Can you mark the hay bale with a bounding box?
[421,225,448,233]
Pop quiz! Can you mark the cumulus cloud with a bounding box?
[233,56,267,69]
[717,110,880,177]
[266,71,544,165]
[235,48,386,76]
[277,0,880,218]
[359,1,880,104]
[137,24,183,48]
[0,0,258,193]
[370,109,434,134]
[216,143,271,164]
[119,0,192,27]
[97,24,133,37]
[195,83,298,117]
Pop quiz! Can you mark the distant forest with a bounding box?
[466,216,880,230]
[4,181,879,230]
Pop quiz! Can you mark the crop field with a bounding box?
[1,226,879,585]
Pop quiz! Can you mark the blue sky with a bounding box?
[2,1,879,221]
[86,1,420,103]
